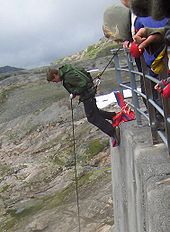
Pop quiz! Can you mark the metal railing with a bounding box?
[112,48,170,155]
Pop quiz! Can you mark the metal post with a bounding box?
[126,52,142,125]
[162,98,170,155]
[140,58,159,144]
[113,50,123,95]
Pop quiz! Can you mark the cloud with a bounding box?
[0,0,120,68]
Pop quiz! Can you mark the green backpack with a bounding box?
[59,64,95,95]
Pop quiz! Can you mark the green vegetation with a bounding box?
[1,177,86,231]
[84,43,119,59]
[0,90,7,103]
[1,167,104,231]
[96,44,119,58]
[0,84,25,105]
[51,154,65,166]
[0,184,10,193]
[78,171,93,187]
[85,138,109,160]
[53,39,119,65]
[0,164,13,178]
[0,217,16,231]
[84,44,100,59]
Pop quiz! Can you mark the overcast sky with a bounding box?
[0,0,121,69]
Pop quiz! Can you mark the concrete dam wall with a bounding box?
[111,120,170,232]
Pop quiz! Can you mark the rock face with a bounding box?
[0,67,118,231]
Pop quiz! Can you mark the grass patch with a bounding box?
[96,44,119,58]
[0,184,10,193]
[0,217,16,231]
[1,165,107,231]
[4,170,91,220]
[0,85,22,104]
[78,172,93,187]
[85,139,108,161]
[51,154,65,166]
[0,164,13,178]
[84,43,119,59]
[0,90,8,103]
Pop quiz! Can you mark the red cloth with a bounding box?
[162,84,170,98]
[112,91,135,127]
[130,41,143,58]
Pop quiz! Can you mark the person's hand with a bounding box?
[69,94,74,100]
[154,83,162,93]
[133,28,163,50]
[133,28,146,45]
[95,78,101,87]
[139,34,162,50]
[69,94,77,100]
[154,79,167,93]
[123,40,130,48]
[155,83,170,98]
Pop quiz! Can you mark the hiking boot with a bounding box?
[111,126,120,147]
[111,137,118,147]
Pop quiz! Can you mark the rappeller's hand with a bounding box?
[70,94,77,100]
[69,94,74,100]
[95,77,101,87]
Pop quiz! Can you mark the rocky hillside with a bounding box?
[52,38,119,70]
[0,52,122,231]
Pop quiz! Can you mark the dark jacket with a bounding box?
[59,65,96,101]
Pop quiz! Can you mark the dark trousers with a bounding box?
[82,97,116,137]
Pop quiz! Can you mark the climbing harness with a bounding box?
[70,98,81,232]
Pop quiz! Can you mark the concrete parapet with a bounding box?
[111,121,170,232]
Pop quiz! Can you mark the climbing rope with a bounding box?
[70,98,81,232]
[93,47,121,86]
[69,47,122,231]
